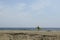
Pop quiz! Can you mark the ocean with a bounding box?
[0,28,60,31]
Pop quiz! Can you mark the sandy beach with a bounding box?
[0,30,60,40]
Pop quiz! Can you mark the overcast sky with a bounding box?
[0,0,60,28]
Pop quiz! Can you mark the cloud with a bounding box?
[30,0,50,11]
[15,3,27,10]
[0,1,35,27]
[0,0,60,28]
[0,2,27,16]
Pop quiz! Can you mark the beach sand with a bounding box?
[0,30,60,40]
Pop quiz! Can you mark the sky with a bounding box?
[0,0,60,28]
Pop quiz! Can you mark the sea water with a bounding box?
[0,28,60,31]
